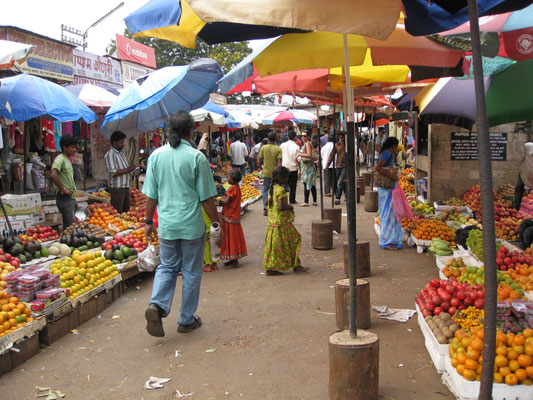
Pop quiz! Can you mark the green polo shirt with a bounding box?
[258,143,282,178]
[51,153,76,195]
[142,142,217,240]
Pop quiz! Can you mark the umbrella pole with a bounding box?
[317,101,324,220]
[23,127,27,195]
[467,1,497,398]
[369,111,375,187]
[356,106,361,178]
[343,33,357,337]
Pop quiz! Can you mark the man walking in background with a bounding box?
[280,130,301,204]
[321,134,335,196]
[229,133,248,176]
[104,130,137,213]
[142,111,222,337]
[259,131,282,215]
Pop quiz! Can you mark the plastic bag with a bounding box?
[138,245,159,272]
[392,183,414,222]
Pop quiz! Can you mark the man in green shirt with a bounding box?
[142,111,222,337]
[50,135,78,229]
[258,131,282,214]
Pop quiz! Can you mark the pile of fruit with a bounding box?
[49,250,119,299]
[131,227,159,246]
[59,229,102,252]
[241,184,261,203]
[0,291,33,337]
[130,188,147,208]
[20,225,59,244]
[118,212,144,229]
[463,185,509,213]
[450,327,533,385]
[499,183,515,198]
[411,219,456,243]
[452,306,484,330]
[496,246,533,293]
[415,278,485,318]
[102,234,144,258]
[424,312,460,344]
[442,258,470,279]
[409,200,435,215]
[520,191,533,217]
[92,190,110,199]
[87,204,127,233]
[437,208,470,225]
[401,215,426,232]
[0,236,48,265]
[242,174,255,185]
[440,197,467,207]
[63,221,107,239]
[47,242,72,258]
[399,168,415,195]
[466,229,502,262]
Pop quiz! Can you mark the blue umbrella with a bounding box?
[0,74,97,123]
[101,58,222,138]
[124,0,306,47]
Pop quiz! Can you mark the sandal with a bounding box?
[312,202,317,206]
[263,209,268,216]
[266,270,284,276]
[203,265,212,272]
[293,266,310,273]
[299,203,309,207]
[210,263,218,270]
[384,246,401,251]
[177,316,202,333]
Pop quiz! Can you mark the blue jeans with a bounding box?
[262,176,272,210]
[149,234,205,325]
[335,167,346,200]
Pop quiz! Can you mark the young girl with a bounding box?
[219,169,247,266]
[263,166,310,276]
[202,206,218,272]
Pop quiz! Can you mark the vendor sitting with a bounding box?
[513,142,533,210]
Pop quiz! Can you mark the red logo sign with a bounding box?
[116,34,156,69]
[503,28,533,61]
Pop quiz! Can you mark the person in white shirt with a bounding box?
[280,130,301,204]
[228,133,248,176]
[249,139,262,172]
[321,134,335,196]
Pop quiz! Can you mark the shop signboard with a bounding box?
[121,60,155,87]
[115,34,156,69]
[73,76,122,91]
[5,27,73,81]
[450,132,507,161]
[73,50,122,87]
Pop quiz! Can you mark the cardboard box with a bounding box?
[33,211,45,224]
[0,193,42,216]
[43,205,59,214]
[0,214,34,237]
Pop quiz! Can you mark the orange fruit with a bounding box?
[507,349,519,360]
[505,373,518,386]
[509,360,520,372]
[526,365,533,379]
[8,318,16,327]
[467,349,480,360]
[471,339,483,351]
[457,353,467,365]
[8,297,17,304]
[494,372,504,383]
[457,364,466,375]
[463,368,477,381]
[524,329,533,339]
[499,366,511,377]
[513,345,525,355]
[496,346,508,356]
[515,368,528,382]
[514,335,526,346]
[518,355,533,368]
[465,359,478,371]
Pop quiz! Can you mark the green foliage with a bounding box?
[106,30,252,73]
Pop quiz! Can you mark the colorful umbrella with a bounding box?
[125,0,306,48]
[222,50,411,95]
[218,29,463,92]
[415,57,533,127]
[0,40,33,69]
[261,109,316,125]
[101,58,222,138]
[188,0,532,38]
[65,84,118,107]
[0,74,97,123]
[431,3,533,61]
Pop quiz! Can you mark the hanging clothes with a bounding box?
[62,122,73,135]
[72,121,80,137]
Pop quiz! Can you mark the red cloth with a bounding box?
[221,185,247,260]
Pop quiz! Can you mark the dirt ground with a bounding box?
[0,186,454,400]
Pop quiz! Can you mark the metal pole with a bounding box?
[369,111,376,187]
[344,33,357,337]
[317,100,325,220]
[23,128,27,194]
[467,1,496,398]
